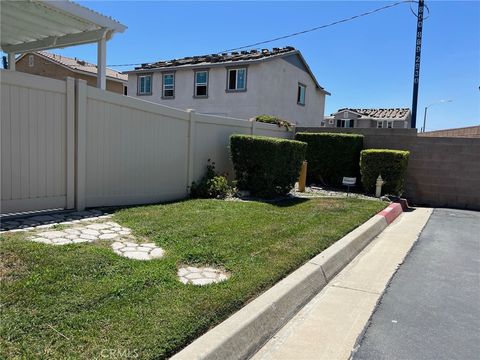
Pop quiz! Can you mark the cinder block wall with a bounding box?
[296,127,480,210]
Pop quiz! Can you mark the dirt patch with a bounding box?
[0,251,26,282]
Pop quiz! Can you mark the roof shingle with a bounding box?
[134,46,297,70]
[336,108,410,120]
[35,51,127,82]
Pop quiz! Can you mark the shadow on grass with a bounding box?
[238,196,310,207]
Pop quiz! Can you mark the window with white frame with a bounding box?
[162,73,175,98]
[227,68,246,91]
[337,119,354,128]
[138,74,152,95]
[194,70,208,97]
[329,119,335,125]
[377,120,393,128]
[28,55,34,67]
[297,83,306,105]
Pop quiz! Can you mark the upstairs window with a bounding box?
[138,74,152,95]
[377,120,393,128]
[162,73,175,98]
[194,70,208,97]
[337,119,354,128]
[227,68,246,91]
[297,84,306,105]
[28,55,34,67]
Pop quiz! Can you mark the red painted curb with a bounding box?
[378,203,403,225]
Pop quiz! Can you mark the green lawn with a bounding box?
[1,198,385,359]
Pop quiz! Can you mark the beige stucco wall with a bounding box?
[127,55,327,126]
[255,56,326,126]
[16,53,125,94]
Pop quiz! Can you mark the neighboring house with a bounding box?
[15,52,128,94]
[323,108,412,129]
[419,125,480,138]
[126,47,330,126]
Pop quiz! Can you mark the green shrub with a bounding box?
[360,149,410,195]
[294,132,364,186]
[230,134,307,198]
[190,160,232,199]
[255,114,293,131]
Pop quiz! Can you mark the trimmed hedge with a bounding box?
[360,149,410,195]
[230,134,307,197]
[294,132,364,186]
[255,114,293,130]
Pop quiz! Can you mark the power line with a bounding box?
[108,0,427,68]
[221,0,418,53]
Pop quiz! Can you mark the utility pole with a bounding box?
[410,0,424,129]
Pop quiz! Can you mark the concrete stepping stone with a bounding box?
[178,266,230,286]
[111,241,165,260]
[26,220,166,262]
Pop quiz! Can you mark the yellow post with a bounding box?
[298,161,307,192]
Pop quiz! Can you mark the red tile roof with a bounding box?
[336,108,410,120]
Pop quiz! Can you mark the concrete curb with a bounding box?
[171,204,403,360]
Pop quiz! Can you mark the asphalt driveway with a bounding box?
[354,208,480,360]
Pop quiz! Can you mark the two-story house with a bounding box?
[125,47,330,126]
[323,108,412,129]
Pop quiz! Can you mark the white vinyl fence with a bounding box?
[1,71,75,214]
[1,71,293,214]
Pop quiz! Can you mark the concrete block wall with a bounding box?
[296,127,480,210]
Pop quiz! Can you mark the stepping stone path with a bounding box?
[0,209,111,233]
[177,266,230,286]
[26,221,165,261]
[3,209,231,284]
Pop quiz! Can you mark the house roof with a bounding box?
[333,108,411,120]
[126,47,330,94]
[17,51,128,83]
[0,0,126,54]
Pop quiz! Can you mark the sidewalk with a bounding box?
[251,207,432,360]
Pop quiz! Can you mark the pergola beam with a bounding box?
[0,0,126,89]
[2,28,110,54]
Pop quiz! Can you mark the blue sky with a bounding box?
[14,1,480,130]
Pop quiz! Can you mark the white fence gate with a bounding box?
[1,71,75,214]
[1,71,293,215]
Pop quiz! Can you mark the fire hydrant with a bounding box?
[375,175,385,198]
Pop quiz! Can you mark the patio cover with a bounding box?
[0,0,126,89]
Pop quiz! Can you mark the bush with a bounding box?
[255,115,293,131]
[294,132,364,186]
[230,134,307,198]
[360,149,410,195]
[190,160,232,199]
